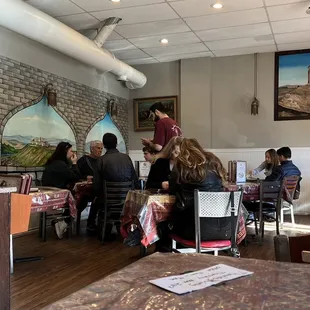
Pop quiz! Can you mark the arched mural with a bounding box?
[1,98,76,167]
[85,113,126,154]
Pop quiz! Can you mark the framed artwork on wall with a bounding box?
[274,49,310,121]
[133,96,178,131]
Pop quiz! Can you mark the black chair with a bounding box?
[246,180,283,245]
[100,181,133,243]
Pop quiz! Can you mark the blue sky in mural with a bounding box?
[279,53,310,87]
[3,98,76,148]
[85,114,126,154]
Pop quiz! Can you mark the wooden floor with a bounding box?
[11,215,310,310]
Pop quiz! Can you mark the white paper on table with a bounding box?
[149,264,253,295]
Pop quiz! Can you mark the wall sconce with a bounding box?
[251,97,259,115]
[43,83,57,106]
[107,98,118,117]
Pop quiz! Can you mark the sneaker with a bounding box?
[54,220,68,239]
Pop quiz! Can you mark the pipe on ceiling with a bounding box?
[0,0,147,89]
[94,17,122,48]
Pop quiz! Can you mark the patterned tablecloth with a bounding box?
[73,181,93,207]
[30,187,76,218]
[44,252,310,310]
[121,190,247,247]
[226,182,260,201]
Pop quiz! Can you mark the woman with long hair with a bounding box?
[42,142,80,189]
[42,142,81,239]
[145,136,183,190]
[250,149,279,177]
[169,138,229,241]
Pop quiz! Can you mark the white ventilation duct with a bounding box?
[94,17,122,48]
[0,0,147,89]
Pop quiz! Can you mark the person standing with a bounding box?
[141,102,182,152]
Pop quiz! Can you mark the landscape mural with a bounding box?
[275,50,310,120]
[1,98,76,167]
[85,113,126,154]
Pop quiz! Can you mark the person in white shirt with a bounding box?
[249,149,279,177]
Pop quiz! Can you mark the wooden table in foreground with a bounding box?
[44,253,310,310]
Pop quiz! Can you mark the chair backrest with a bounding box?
[104,181,133,207]
[283,175,299,203]
[260,180,283,201]
[194,190,243,253]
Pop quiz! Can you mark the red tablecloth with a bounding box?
[30,187,77,218]
[121,190,247,247]
[73,181,93,206]
[226,182,260,201]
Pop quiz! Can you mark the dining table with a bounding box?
[121,190,247,249]
[43,252,310,310]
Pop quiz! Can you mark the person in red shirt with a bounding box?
[141,102,182,152]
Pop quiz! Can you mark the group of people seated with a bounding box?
[42,133,138,238]
[40,99,302,250]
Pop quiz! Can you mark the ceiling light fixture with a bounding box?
[211,2,223,9]
[160,38,168,44]
[110,0,121,3]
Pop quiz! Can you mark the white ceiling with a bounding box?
[24,0,310,65]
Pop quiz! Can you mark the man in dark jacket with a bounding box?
[96,133,139,194]
[77,140,103,231]
[266,147,301,182]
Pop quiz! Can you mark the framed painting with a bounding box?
[133,96,178,131]
[275,49,310,121]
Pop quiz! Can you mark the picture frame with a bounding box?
[133,96,178,131]
[274,49,310,121]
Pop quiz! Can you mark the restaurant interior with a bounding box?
[1,0,310,309]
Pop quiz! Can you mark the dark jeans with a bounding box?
[78,195,99,225]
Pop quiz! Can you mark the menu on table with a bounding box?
[150,264,253,295]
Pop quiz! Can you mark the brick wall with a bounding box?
[0,55,129,158]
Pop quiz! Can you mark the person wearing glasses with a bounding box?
[42,142,81,238]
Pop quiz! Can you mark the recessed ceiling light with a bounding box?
[110,0,121,3]
[211,2,223,9]
[160,38,168,44]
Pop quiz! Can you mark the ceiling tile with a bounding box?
[129,32,200,48]
[143,43,208,57]
[71,0,164,11]
[265,0,304,6]
[124,58,159,65]
[275,30,310,44]
[57,13,100,31]
[103,40,135,52]
[26,0,83,17]
[116,19,190,38]
[112,48,149,60]
[213,45,276,57]
[170,0,263,18]
[79,29,123,40]
[277,42,310,51]
[196,23,271,42]
[185,8,268,31]
[91,4,178,25]
[156,51,212,62]
[267,2,310,21]
[271,18,310,34]
[206,36,275,50]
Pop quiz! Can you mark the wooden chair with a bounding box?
[281,176,300,228]
[100,181,133,243]
[170,190,243,257]
[274,234,310,263]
